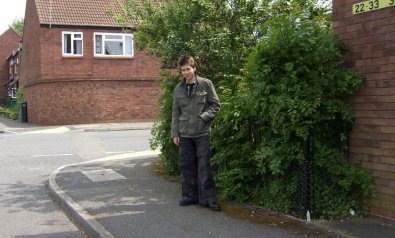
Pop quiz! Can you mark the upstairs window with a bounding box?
[62,32,83,56]
[94,33,133,57]
[9,63,13,79]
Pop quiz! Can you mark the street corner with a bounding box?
[46,150,160,238]
[47,149,160,200]
[47,162,115,238]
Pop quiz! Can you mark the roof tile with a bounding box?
[35,0,134,28]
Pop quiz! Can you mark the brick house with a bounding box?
[20,0,161,125]
[0,28,21,105]
[333,0,395,220]
[6,48,21,103]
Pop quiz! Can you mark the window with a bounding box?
[94,33,133,57]
[62,32,83,56]
[9,62,13,78]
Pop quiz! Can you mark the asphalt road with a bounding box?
[0,129,151,237]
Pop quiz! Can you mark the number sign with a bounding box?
[353,0,395,14]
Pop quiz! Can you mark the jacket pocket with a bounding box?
[196,91,207,104]
[196,117,209,134]
[176,93,188,107]
[179,116,189,134]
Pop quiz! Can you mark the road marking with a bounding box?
[105,150,135,154]
[141,162,152,167]
[81,169,127,182]
[1,130,17,134]
[122,163,136,168]
[32,153,74,158]
[22,126,70,134]
[83,150,160,164]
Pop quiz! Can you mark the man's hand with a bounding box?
[173,137,180,146]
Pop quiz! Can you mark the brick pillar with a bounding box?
[333,0,395,220]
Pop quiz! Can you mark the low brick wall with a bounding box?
[24,79,160,125]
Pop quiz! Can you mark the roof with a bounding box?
[0,28,21,39]
[35,0,135,28]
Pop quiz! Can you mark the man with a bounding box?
[171,55,221,211]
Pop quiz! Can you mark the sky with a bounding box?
[0,0,26,35]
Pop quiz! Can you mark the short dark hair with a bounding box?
[178,55,196,69]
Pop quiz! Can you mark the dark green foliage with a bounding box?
[0,105,18,120]
[113,0,375,219]
[150,73,180,175]
[212,13,374,219]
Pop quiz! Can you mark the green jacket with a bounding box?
[171,75,221,138]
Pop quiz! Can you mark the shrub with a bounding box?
[211,14,374,219]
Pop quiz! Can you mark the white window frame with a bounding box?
[93,32,134,58]
[62,31,83,57]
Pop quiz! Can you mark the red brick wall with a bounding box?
[38,27,160,81]
[24,79,159,125]
[333,0,395,220]
[0,29,20,103]
[19,0,41,86]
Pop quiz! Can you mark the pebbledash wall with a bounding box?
[333,0,395,220]
[20,25,160,125]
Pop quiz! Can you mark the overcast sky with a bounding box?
[0,0,26,35]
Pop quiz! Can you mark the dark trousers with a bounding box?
[179,136,217,205]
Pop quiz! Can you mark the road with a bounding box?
[0,128,151,237]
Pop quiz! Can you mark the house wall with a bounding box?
[38,27,160,81]
[23,26,161,125]
[0,29,20,104]
[19,0,41,86]
[24,80,159,125]
[333,0,395,220]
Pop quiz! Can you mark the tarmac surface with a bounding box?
[1,117,395,238]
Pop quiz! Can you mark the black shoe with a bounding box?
[179,198,198,206]
[205,202,221,211]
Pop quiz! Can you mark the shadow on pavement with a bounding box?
[0,181,56,214]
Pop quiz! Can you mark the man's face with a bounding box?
[180,64,196,82]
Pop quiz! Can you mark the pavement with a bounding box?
[1,117,395,238]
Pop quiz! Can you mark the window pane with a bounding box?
[125,36,133,55]
[105,41,123,55]
[74,33,82,39]
[74,40,82,54]
[105,34,122,40]
[95,35,102,54]
[64,34,71,53]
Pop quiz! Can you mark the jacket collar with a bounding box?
[181,74,202,87]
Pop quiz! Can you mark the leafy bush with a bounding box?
[16,87,24,104]
[0,105,18,120]
[211,13,374,219]
[150,73,180,175]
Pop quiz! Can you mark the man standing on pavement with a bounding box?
[171,55,221,211]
